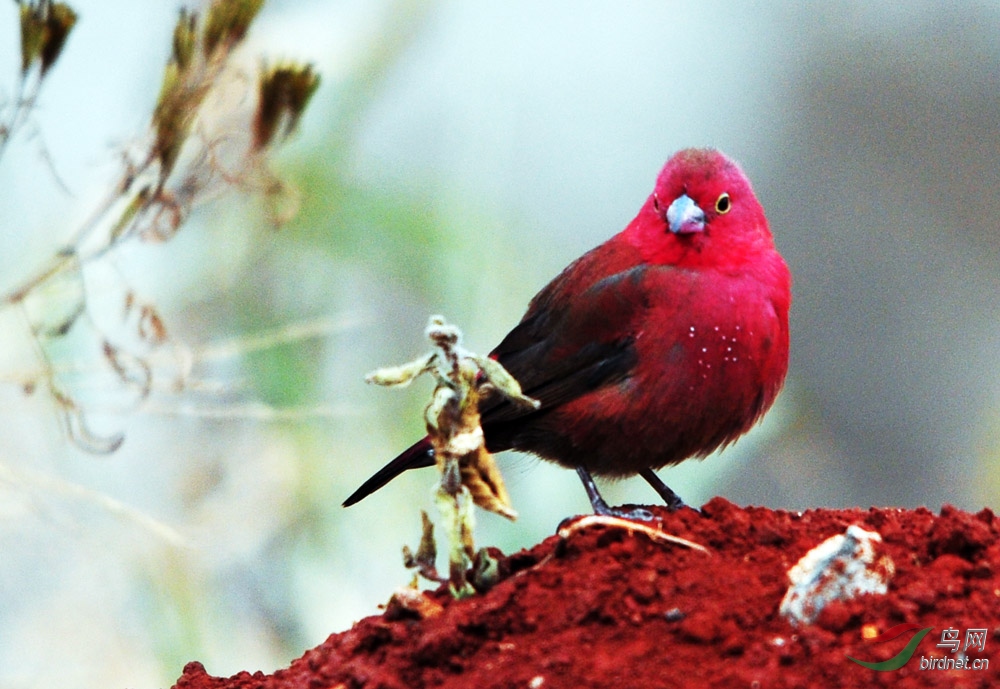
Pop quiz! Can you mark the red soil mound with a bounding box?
[172,498,999,689]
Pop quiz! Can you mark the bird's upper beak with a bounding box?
[665,194,705,235]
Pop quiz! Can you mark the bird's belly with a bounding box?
[550,321,777,476]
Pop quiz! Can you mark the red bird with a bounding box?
[344,148,791,517]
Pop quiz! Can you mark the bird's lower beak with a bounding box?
[666,194,705,234]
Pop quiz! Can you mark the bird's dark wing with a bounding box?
[343,252,659,507]
[480,264,650,432]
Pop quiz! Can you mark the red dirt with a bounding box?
[172,499,999,689]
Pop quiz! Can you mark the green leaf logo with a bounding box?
[846,623,933,671]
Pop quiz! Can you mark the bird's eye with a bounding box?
[715,193,731,215]
[652,193,662,214]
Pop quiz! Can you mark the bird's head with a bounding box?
[624,148,775,268]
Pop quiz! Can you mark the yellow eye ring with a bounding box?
[715,192,731,214]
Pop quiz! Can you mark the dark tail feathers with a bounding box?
[342,437,435,507]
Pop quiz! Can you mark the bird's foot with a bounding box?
[575,466,658,522]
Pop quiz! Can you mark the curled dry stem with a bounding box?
[557,514,710,554]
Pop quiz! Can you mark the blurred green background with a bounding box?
[2,1,1000,687]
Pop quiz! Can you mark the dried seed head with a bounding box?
[18,1,78,76]
[39,2,76,75]
[171,8,198,72]
[253,63,320,150]
[203,0,264,56]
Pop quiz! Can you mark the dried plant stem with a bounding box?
[369,315,539,596]
[0,1,320,453]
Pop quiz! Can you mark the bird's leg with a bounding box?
[575,466,654,521]
[639,468,686,510]
[575,466,611,513]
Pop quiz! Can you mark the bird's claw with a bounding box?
[593,503,657,522]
